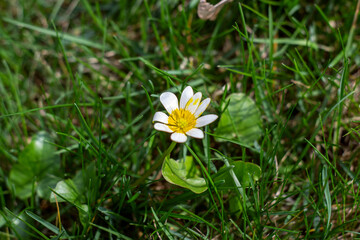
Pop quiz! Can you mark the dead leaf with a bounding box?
[197,0,233,21]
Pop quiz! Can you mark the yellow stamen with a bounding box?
[168,109,196,133]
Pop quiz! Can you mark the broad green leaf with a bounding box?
[214,161,261,189]
[229,195,243,218]
[50,180,88,228]
[37,175,62,199]
[228,195,256,219]
[215,93,262,145]
[10,211,33,240]
[8,164,33,199]
[78,204,89,227]
[17,132,59,173]
[162,156,207,194]
[73,162,96,199]
[9,132,60,199]
[50,179,80,203]
[0,214,5,228]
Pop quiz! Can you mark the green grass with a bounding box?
[1,0,360,239]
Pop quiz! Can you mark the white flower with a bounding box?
[153,86,218,143]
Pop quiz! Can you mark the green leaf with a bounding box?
[50,179,80,203]
[10,211,33,240]
[37,175,62,199]
[50,180,88,228]
[0,214,5,228]
[72,162,96,198]
[8,164,33,199]
[229,195,243,218]
[78,204,89,227]
[214,161,261,189]
[215,93,262,145]
[9,132,60,200]
[162,156,207,194]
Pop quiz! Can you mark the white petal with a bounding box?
[195,114,218,127]
[180,86,194,109]
[170,132,187,143]
[186,128,204,139]
[185,92,202,114]
[154,123,173,133]
[160,92,178,114]
[152,112,169,124]
[194,98,210,118]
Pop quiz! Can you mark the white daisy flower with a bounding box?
[153,86,218,143]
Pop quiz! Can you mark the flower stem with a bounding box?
[132,141,176,188]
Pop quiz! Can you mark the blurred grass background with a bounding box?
[0,0,360,239]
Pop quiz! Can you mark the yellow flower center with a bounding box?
[168,109,196,133]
